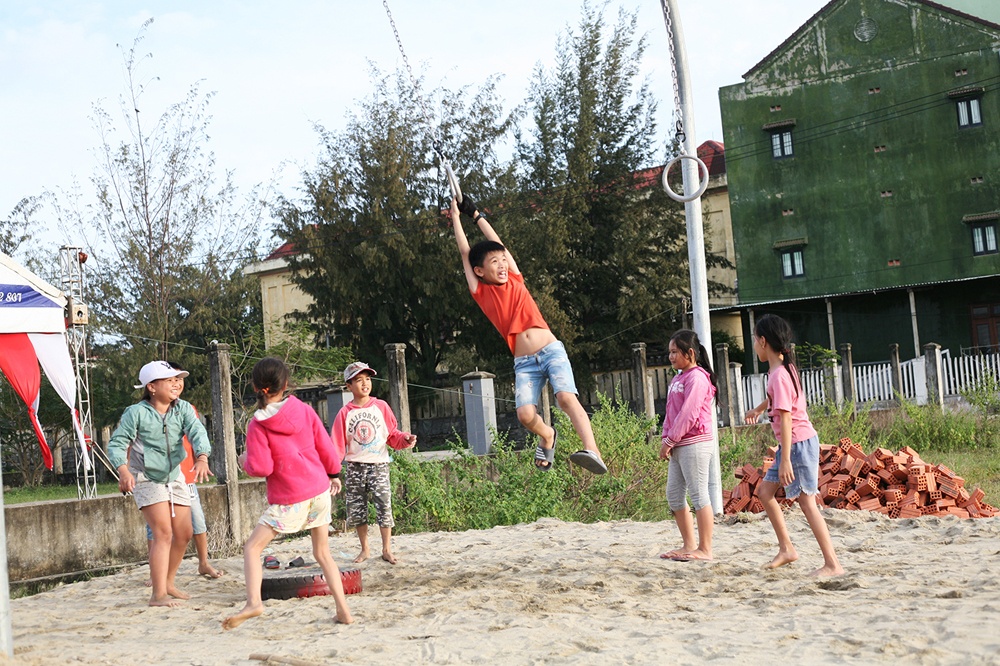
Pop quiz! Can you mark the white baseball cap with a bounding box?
[343,361,377,383]
[134,360,189,389]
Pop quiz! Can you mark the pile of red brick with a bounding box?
[723,437,996,519]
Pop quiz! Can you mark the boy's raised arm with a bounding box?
[454,195,520,275]
[450,198,481,293]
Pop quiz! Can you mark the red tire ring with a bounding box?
[260,566,362,601]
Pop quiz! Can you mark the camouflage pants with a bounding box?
[344,462,394,528]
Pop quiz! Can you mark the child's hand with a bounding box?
[456,195,478,218]
[193,456,213,483]
[778,459,795,487]
[238,451,248,469]
[118,466,135,494]
[404,433,417,449]
[330,478,342,495]
[744,407,762,424]
[659,440,673,460]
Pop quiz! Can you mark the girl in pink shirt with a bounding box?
[744,315,844,577]
[222,357,354,629]
[659,329,717,562]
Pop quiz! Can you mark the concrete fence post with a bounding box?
[923,342,944,408]
[384,343,411,433]
[632,342,654,418]
[462,371,497,455]
[889,343,903,405]
[839,343,856,412]
[325,385,351,430]
[729,362,745,422]
[208,341,241,544]
[715,343,734,427]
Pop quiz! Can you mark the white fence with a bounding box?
[740,349,999,411]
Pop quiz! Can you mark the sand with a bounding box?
[7,511,1000,665]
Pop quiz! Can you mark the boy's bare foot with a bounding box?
[198,563,225,579]
[166,584,191,600]
[336,608,354,624]
[381,551,397,565]
[222,602,264,630]
[764,548,799,569]
[810,563,845,578]
[353,549,370,563]
[143,578,152,587]
[149,595,183,608]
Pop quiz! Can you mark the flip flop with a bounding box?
[287,556,312,568]
[659,550,685,560]
[263,555,280,570]
[534,430,557,471]
[569,449,608,475]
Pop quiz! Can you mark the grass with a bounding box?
[6,398,999,522]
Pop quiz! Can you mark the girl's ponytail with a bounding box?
[251,357,291,409]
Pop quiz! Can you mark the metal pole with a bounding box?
[664,0,722,514]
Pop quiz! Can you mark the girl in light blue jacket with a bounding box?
[107,360,212,607]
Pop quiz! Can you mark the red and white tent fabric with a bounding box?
[0,251,89,470]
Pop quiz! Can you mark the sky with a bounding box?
[0,0,830,253]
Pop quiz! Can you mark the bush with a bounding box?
[388,393,667,533]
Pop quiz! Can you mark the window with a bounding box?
[957,97,982,127]
[970,303,1000,352]
[972,222,998,255]
[781,249,804,278]
[770,130,794,158]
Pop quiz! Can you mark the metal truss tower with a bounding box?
[59,247,97,499]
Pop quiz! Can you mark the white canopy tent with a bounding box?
[0,251,90,656]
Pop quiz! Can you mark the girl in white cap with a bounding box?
[107,360,213,607]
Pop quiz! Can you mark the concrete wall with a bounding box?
[4,479,268,582]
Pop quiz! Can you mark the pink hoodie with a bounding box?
[661,366,716,448]
[244,395,344,505]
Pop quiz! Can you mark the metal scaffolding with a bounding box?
[59,247,98,499]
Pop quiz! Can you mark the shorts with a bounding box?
[146,483,205,541]
[513,341,579,409]
[763,435,820,500]
[258,489,332,535]
[345,462,394,528]
[132,472,191,510]
[665,440,714,512]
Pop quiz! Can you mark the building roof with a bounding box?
[743,0,1000,79]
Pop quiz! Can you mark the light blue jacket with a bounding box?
[107,399,210,484]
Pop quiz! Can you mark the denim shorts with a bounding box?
[513,341,579,409]
[763,435,820,500]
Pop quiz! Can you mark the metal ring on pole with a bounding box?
[444,162,463,204]
[661,153,709,203]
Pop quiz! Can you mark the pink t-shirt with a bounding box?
[766,364,817,444]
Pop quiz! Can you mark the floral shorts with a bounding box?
[259,489,332,534]
[131,471,191,510]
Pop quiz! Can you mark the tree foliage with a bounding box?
[49,20,268,421]
[277,69,518,383]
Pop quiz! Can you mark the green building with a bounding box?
[719,0,1000,364]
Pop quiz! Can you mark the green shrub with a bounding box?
[961,373,1000,416]
[389,393,666,533]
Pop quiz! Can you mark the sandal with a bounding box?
[534,430,557,471]
[263,555,280,570]
[569,449,608,475]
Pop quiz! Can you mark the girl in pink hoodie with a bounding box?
[222,357,353,629]
[659,329,717,562]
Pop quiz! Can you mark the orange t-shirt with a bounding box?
[471,271,549,354]
[178,406,200,484]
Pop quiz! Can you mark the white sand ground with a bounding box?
[6,511,1000,665]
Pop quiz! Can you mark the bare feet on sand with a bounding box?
[166,584,191,600]
[764,548,799,569]
[381,551,397,565]
[809,563,845,578]
[222,602,264,630]
[149,595,184,608]
[336,609,355,624]
[198,563,225,579]
[354,549,370,563]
